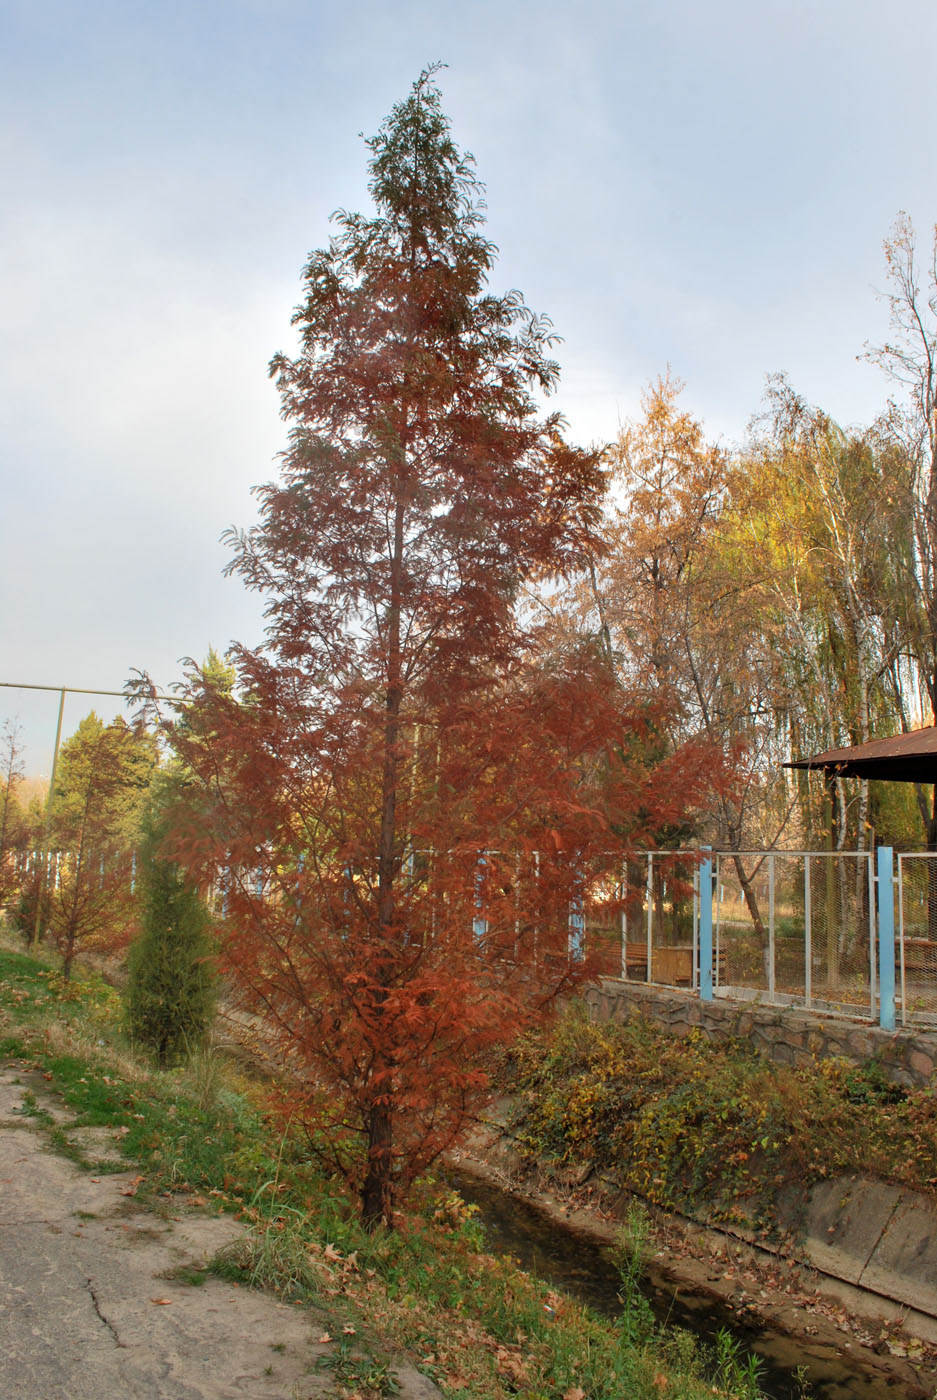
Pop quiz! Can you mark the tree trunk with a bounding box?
[0,741,15,897]
[366,479,407,1230]
[62,928,75,983]
[732,855,766,942]
[824,777,840,991]
[361,1099,394,1229]
[682,638,769,944]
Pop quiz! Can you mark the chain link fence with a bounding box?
[896,853,937,1026]
[712,851,875,1016]
[606,850,880,1021]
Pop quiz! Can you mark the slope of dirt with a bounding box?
[0,1061,440,1400]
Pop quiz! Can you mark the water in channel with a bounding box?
[446,1169,919,1400]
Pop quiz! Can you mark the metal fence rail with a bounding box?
[583,846,916,1030]
[121,839,924,1031]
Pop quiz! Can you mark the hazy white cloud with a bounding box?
[2,0,936,769]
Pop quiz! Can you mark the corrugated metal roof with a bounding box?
[785,726,937,781]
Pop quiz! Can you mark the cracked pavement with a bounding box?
[0,1063,440,1400]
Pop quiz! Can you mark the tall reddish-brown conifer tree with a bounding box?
[144,70,722,1226]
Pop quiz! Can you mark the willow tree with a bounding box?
[867,214,937,845]
[737,380,915,851]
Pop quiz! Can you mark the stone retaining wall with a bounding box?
[584,978,937,1087]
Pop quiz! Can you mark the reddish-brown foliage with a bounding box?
[133,72,730,1226]
[151,651,724,1221]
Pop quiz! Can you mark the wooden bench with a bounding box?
[624,943,726,987]
[901,938,937,976]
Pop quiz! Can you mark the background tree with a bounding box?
[139,71,724,1228]
[0,721,27,911]
[545,376,772,924]
[593,374,730,700]
[737,380,915,850]
[545,368,924,861]
[125,774,215,1066]
[44,713,155,979]
[867,213,937,844]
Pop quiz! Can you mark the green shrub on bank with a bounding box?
[125,798,215,1067]
[504,1006,937,1225]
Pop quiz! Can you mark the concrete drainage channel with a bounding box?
[218,999,937,1398]
[446,1125,937,1400]
[792,1176,937,1331]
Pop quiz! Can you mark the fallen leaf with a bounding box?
[318,1332,333,1344]
[150,1298,173,1306]
[495,1348,529,1383]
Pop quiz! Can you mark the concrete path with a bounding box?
[0,1064,440,1400]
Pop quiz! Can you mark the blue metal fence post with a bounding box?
[473,853,488,943]
[568,878,585,963]
[877,845,896,1032]
[343,862,352,924]
[699,849,714,1003]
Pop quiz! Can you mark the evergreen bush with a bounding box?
[125,798,215,1067]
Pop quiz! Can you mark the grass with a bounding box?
[502,1003,937,1230]
[0,932,770,1400]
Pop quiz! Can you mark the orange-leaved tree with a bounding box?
[44,714,155,980]
[134,70,726,1227]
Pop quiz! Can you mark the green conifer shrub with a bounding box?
[126,796,215,1067]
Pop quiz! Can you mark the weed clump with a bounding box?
[504,1007,937,1225]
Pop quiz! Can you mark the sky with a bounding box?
[2,0,937,776]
